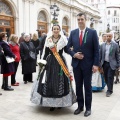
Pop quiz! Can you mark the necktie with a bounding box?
[79,31,83,45]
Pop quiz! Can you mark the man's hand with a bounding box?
[1,50,4,53]
[73,52,84,60]
[92,65,98,73]
[99,67,104,73]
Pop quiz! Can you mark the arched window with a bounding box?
[62,17,68,26]
[0,1,12,15]
[37,11,48,35]
[38,11,47,22]
[0,1,14,36]
[62,17,69,32]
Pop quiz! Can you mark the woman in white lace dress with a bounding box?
[30,24,76,111]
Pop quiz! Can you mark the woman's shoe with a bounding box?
[114,80,118,84]
[11,83,19,86]
[1,85,11,89]
[24,81,27,84]
[114,79,119,84]
[4,87,14,91]
[16,82,19,85]
[28,81,33,83]
[50,107,55,111]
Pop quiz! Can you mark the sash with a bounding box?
[50,46,73,82]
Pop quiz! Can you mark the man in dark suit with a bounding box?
[100,33,120,97]
[67,13,99,117]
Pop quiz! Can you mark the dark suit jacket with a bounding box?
[67,27,99,69]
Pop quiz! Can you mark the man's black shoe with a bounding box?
[74,108,83,115]
[106,92,111,97]
[84,110,91,117]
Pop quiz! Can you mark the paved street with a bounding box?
[0,62,120,120]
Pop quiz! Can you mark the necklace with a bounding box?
[52,35,60,44]
[53,38,58,44]
[53,36,59,39]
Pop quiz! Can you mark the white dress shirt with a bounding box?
[79,27,86,40]
[105,42,111,62]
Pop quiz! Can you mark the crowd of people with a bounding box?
[0,32,47,91]
[0,12,120,117]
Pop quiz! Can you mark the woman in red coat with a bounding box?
[9,34,20,86]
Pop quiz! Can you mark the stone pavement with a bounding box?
[0,63,120,120]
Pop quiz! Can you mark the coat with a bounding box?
[31,39,40,54]
[0,45,4,65]
[9,43,21,62]
[67,27,99,69]
[20,41,36,74]
[99,40,120,70]
[0,40,15,75]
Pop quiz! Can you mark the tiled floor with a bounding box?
[0,64,120,120]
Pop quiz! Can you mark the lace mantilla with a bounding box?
[45,35,68,52]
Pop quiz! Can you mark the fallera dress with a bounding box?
[30,35,76,107]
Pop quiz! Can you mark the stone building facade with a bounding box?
[0,0,100,37]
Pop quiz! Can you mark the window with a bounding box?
[0,1,12,15]
[62,17,68,26]
[114,18,115,23]
[108,10,110,15]
[116,18,117,23]
[0,20,10,26]
[37,11,47,22]
[114,10,117,16]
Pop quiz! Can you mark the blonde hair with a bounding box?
[32,33,38,41]
[9,34,18,43]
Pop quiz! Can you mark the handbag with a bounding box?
[29,51,36,60]
[92,71,102,87]
[5,56,15,63]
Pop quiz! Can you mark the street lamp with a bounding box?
[50,3,60,24]
[118,30,120,39]
[107,23,110,33]
[90,18,94,29]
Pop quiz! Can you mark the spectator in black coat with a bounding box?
[20,34,36,84]
[38,33,47,59]
[0,45,3,66]
[0,32,15,91]
[0,45,4,95]
[31,33,40,64]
